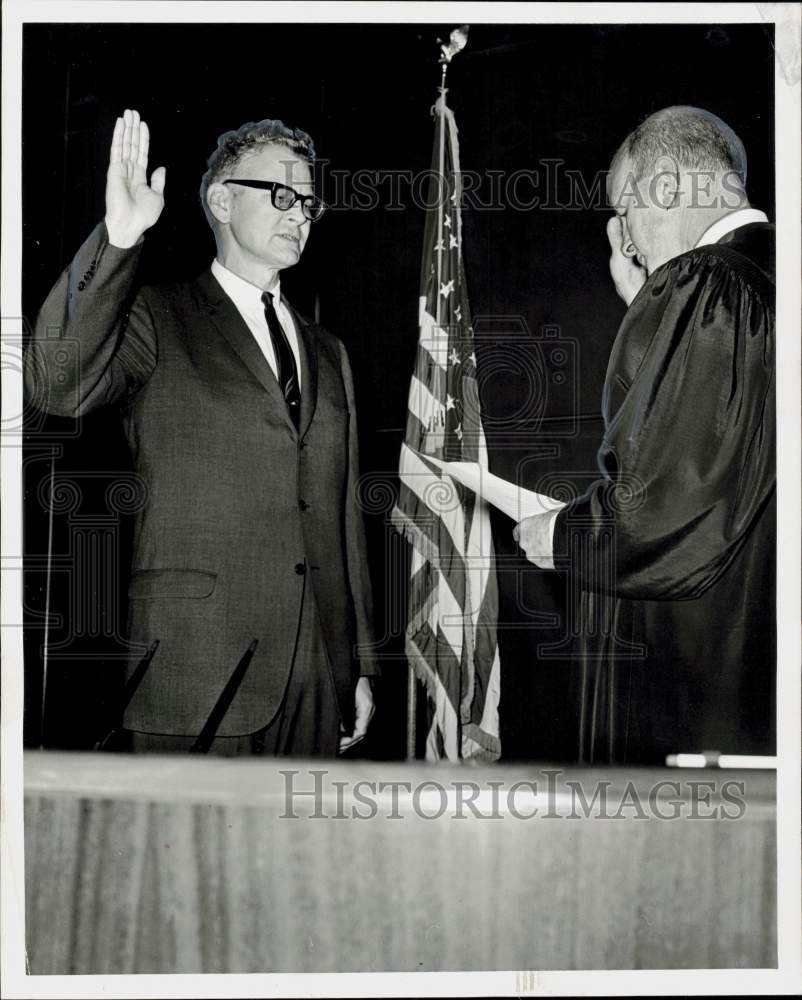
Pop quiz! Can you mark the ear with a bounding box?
[651,154,680,210]
[206,182,232,225]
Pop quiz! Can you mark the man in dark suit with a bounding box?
[514,107,775,764]
[27,109,377,755]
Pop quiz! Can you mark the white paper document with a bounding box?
[421,454,566,521]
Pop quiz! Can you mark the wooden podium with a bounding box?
[23,751,776,973]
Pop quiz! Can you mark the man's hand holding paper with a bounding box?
[420,455,564,522]
[418,454,565,570]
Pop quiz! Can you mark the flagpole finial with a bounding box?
[439,24,469,65]
[435,24,468,107]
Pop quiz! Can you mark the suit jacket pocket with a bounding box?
[128,568,217,600]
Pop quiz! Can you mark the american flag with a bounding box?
[391,93,501,761]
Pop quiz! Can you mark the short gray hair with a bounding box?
[608,106,747,199]
[199,118,316,225]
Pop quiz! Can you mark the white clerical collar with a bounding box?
[695,208,769,248]
[211,258,281,309]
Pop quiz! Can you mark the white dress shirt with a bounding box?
[533,207,769,571]
[694,207,768,248]
[210,258,302,390]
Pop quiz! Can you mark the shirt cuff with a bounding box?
[538,507,562,571]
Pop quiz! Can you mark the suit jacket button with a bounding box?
[77,280,86,290]
[294,562,306,575]
[299,499,308,511]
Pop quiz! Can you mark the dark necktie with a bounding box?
[261,290,301,429]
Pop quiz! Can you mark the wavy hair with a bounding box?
[199,118,315,224]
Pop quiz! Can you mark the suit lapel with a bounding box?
[194,270,296,433]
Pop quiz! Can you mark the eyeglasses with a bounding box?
[223,179,326,222]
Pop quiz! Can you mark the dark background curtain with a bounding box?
[21,22,775,758]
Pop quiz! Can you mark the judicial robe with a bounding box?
[553,222,775,764]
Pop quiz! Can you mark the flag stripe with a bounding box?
[398,446,467,577]
[407,375,444,434]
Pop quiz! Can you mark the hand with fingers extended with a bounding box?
[104,108,166,248]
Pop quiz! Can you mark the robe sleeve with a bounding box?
[554,245,775,601]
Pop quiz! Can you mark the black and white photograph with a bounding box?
[2,1,800,996]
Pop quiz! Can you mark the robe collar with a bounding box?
[695,208,769,248]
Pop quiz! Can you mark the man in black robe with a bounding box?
[515,106,775,764]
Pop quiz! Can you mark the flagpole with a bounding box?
[407,56,447,762]
[434,58,448,330]
[39,449,56,748]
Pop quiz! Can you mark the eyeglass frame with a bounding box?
[222,179,327,222]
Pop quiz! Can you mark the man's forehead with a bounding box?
[235,145,313,186]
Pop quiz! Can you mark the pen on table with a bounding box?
[665,751,776,769]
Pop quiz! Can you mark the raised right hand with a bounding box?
[104,109,166,248]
